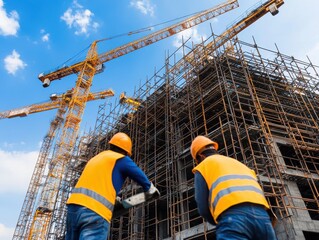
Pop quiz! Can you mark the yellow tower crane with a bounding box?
[170,0,284,75]
[119,92,142,111]
[0,89,114,119]
[38,0,239,88]
[119,92,142,122]
[13,0,284,238]
[19,1,240,239]
[4,89,115,239]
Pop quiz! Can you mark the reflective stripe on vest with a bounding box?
[209,174,264,210]
[193,155,270,222]
[72,187,114,212]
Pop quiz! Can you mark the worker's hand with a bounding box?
[115,196,122,205]
[145,182,160,199]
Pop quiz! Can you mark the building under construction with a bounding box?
[9,1,319,238]
[64,32,319,240]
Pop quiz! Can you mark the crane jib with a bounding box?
[38,0,240,85]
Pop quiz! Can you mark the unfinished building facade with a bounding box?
[70,33,319,240]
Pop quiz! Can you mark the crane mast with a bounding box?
[26,42,116,239]
[13,108,66,240]
[9,89,114,240]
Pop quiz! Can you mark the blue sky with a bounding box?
[0,0,318,239]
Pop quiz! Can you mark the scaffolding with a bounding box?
[69,31,319,240]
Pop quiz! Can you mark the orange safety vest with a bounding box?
[67,150,125,222]
[192,154,269,223]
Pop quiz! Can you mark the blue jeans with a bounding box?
[216,203,277,240]
[66,204,110,240]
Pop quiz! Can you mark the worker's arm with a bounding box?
[113,156,151,193]
[194,172,216,225]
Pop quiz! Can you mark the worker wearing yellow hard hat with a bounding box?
[66,132,159,240]
[190,135,277,240]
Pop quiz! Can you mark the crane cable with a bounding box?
[97,8,207,43]
[56,8,208,70]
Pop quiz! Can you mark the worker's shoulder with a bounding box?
[114,156,141,173]
[206,154,239,165]
[115,155,134,165]
[212,153,237,161]
[97,149,110,154]
[97,149,125,158]
[209,154,233,161]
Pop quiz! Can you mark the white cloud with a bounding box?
[3,50,27,75]
[61,0,99,36]
[42,33,50,42]
[39,29,50,46]
[0,149,38,193]
[0,0,20,36]
[2,142,14,148]
[173,27,207,48]
[0,223,14,240]
[130,0,155,17]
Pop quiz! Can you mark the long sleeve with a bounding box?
[112,156,151,194]
[194,172,216,225]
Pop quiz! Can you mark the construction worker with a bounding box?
[190,135,277,240]
[66,132,159,240]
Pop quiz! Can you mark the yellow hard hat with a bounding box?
[109,132,132,156]
[190,136,218,162]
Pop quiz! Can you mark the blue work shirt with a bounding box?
[194,171,216,225]
[112,155,151,194]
